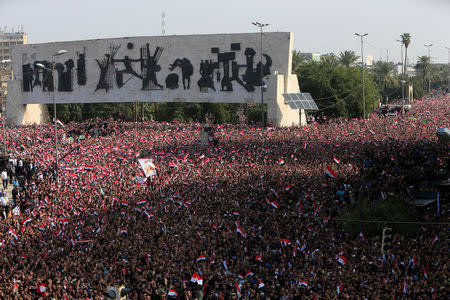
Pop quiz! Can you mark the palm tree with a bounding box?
[400,33,411,76]
[415,55,431,93]
[338,50,359,67]
[372,61,396,103]
[321,53,338,67]
[292,50,307,74]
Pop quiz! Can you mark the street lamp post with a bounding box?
[446,47,450,94]
[252,21,269,128]
[396,39,404,74]
[36,49,67,192]
[424,43,433,95]
[401,80,406,100]
[355,33,368,119]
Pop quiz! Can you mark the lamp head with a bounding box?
[54,50,67,56]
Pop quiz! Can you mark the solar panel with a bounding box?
[309,101,318,110]
[283,93,319,110]
[304,101,312,110]
[282,94,292,101]
[297,93,307,101]
[303,93,310,100]
[287,101,298,109]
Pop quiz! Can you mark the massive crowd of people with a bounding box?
[0,95,448,299]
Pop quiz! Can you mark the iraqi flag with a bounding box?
[55,119,64,127]
[21,217,32,226]
[326,166,338,179]
[280,239,292,247]
[283,184,293,191]
[168,289,178,297]
[402,279,407,294]
[236,282,242,298]
[8,229,18,240]
[333,157,340,164]
[37,283,47,295]
[236,226,246,238]
[431,235,438,245]
[337,255,347,265]
[196,255,206,262]
[255,254,263,262]
[258,280,265,289]
[299,280,309,287]
[359,232,365,242]
[423,267,428,280]
[190,273,203,285]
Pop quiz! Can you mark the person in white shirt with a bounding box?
[1,170,8,189]
[0,193,6,219]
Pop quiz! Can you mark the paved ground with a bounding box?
[3,178,15,217]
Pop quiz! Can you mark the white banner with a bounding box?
[138,159,157,178]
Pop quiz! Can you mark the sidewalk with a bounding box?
[3,179,15,217]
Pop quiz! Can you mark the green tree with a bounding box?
[321,53,338,67]
[415,55,432,93]
[296,61,379,118]
[338,50,359,67]
[372,61,397,103]
[292,50,307,74]
[400,33,411,76]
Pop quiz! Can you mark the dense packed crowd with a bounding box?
[0,95,448,299]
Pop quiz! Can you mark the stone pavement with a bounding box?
[3,178,15,217]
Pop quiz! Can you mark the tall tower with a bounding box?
[162,11,166,35]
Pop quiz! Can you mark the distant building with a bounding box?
[301,52,321,62]
[0,27,27,110]
[393,63,416,76]
[366,55,373,67]
[356,55,373,67]
[0,28,27,62]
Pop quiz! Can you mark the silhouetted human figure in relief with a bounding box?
[95,54,111,92]
[169,58,193,89]
[197,60,216,91]
[141,43,163,90]
[113,55,142,88]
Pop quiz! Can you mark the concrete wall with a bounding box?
[5,80,50,125]
[8,32,304,126]
[11,32,291,105]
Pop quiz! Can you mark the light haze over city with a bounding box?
[1,0,449,64]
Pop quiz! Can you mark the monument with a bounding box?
[8,32,310,126]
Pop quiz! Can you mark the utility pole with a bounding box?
[425,43,433,95]
[36,49,67,200]
[396,39,404,74]
[446,47,450,94]
[355,33,368,119]
[252,21,269,128]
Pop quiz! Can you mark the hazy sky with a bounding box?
[1,0,449,63]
